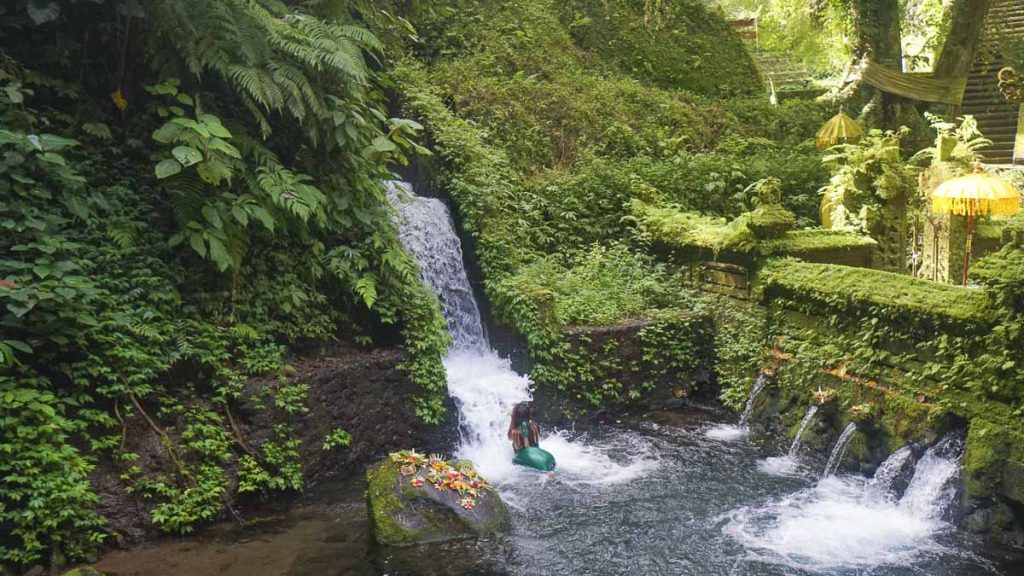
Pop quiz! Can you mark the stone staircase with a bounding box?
[753,51,816,91]
[725,16,817,92]
[962,0,1024,164]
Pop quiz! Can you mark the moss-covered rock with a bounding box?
[365,459,508,546]
[747,205,797,239]
[965,419,1011,499]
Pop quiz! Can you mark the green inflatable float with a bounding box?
[512,420,556,471]
[513,446,556,471]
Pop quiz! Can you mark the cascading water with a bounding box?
[725,435,971,572]
[388,181,653,485]
[706,373,768,441]
[822,421,858,477]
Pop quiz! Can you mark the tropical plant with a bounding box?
[818,127,917,230]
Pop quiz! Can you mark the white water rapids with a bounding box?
[387,181,654,486]
[726,436,979,572]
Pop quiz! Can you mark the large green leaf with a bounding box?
[172,146,203,167]
[371,136,396,152]
[207,236,231,271]
[155,158,182,179]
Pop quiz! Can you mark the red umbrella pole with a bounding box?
[962,211,975,287]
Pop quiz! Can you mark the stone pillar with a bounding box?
[919,161,967,283]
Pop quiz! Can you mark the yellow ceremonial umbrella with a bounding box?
[816,109,863,149]
[931,164,1021,285]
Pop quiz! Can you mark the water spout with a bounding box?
[899,436,963,521]
[871,445,914,496]
[788,404,819,457]
[726,435,968,571]
[822,422,857,478]
[706,373,769,442]
[738,373,768,429]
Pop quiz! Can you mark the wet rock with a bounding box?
[365,459,507,546]
[241,345,457,483]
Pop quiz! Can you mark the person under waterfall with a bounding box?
[508,402,556,471]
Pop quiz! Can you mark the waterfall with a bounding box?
[387,182,487,353]
[388,181,653,484]
[738,373,768,428]
[787,404,818,457]
[822,422,857,478]
[871,445,914,495]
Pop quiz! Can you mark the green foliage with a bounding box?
[507,245,678,326]
[0,0,452,566]
[819,127,918,230]
[237,425,304,494]
[322,428,353,451]
[558,0,759,95]
[0,380,106,565]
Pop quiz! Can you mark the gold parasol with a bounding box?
[931,164,1021,285]
[816,109,863,149]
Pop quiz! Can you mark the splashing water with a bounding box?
[759,403,822,476]
[871,445,914,495]
[900,436,963,520]
[705,373,769,441]
[822,422,858,478]
[725,436,973,572]
[388,181,655,485]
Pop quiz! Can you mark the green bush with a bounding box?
[556,0,759,95]
[505,244,679,326]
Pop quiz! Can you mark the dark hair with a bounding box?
[509,402,539,450]
[511,402,532,428]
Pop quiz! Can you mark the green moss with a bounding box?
[631,199,756,253]
[632,200,875,258]
[747,205,798,239]
[365,462,419,546]
[760,259,992,332]
[757,230,877,256]
[972,244,1024,287]
[965,420,1011,499]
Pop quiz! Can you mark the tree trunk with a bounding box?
[933,0,993,79]
[847,0,906,127]
[849,0,903,67]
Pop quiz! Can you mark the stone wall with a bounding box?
[531,311,716,421]
[750,283,1024,545]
